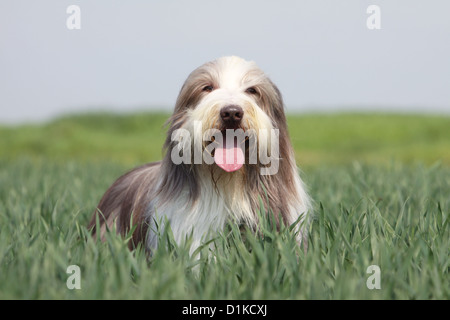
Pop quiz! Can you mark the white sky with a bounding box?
[1,0,449,123]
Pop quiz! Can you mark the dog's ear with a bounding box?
[266,80,294,164]
[157,151,200,204]
[268,80,288,129]
[174,80,201,112]
[159,85,202,204]
[173,62,218,112]
[257,79,288,131]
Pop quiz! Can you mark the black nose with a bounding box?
[220,105,244,126]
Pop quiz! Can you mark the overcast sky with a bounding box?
[1,0,449,123]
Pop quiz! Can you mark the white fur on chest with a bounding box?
[145,171,256,254]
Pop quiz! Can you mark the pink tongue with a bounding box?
[214,144,244,172]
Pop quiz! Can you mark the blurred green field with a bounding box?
[1,112,449,167]
[0,112,449,300]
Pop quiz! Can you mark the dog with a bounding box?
[88,56,312,254]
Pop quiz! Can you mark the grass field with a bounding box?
[0,113,449,299]
[1,112,449,167]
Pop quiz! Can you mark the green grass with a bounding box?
[0,112,449,299]
[1,112,449,167]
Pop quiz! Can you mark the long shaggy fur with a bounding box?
[88,56,312,253]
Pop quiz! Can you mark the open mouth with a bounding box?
[209,127,249,173]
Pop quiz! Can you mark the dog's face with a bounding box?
[165,56,291,176]
[181,56,276,131]
[157,56,305,222]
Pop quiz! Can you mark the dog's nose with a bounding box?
[220,105,244,126]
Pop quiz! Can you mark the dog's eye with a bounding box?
[202,85,214,92]
[245,87,258,95]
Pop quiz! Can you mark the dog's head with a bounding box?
[165,56,292,175]
[158,56,305,221]
[175,56,284,130]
